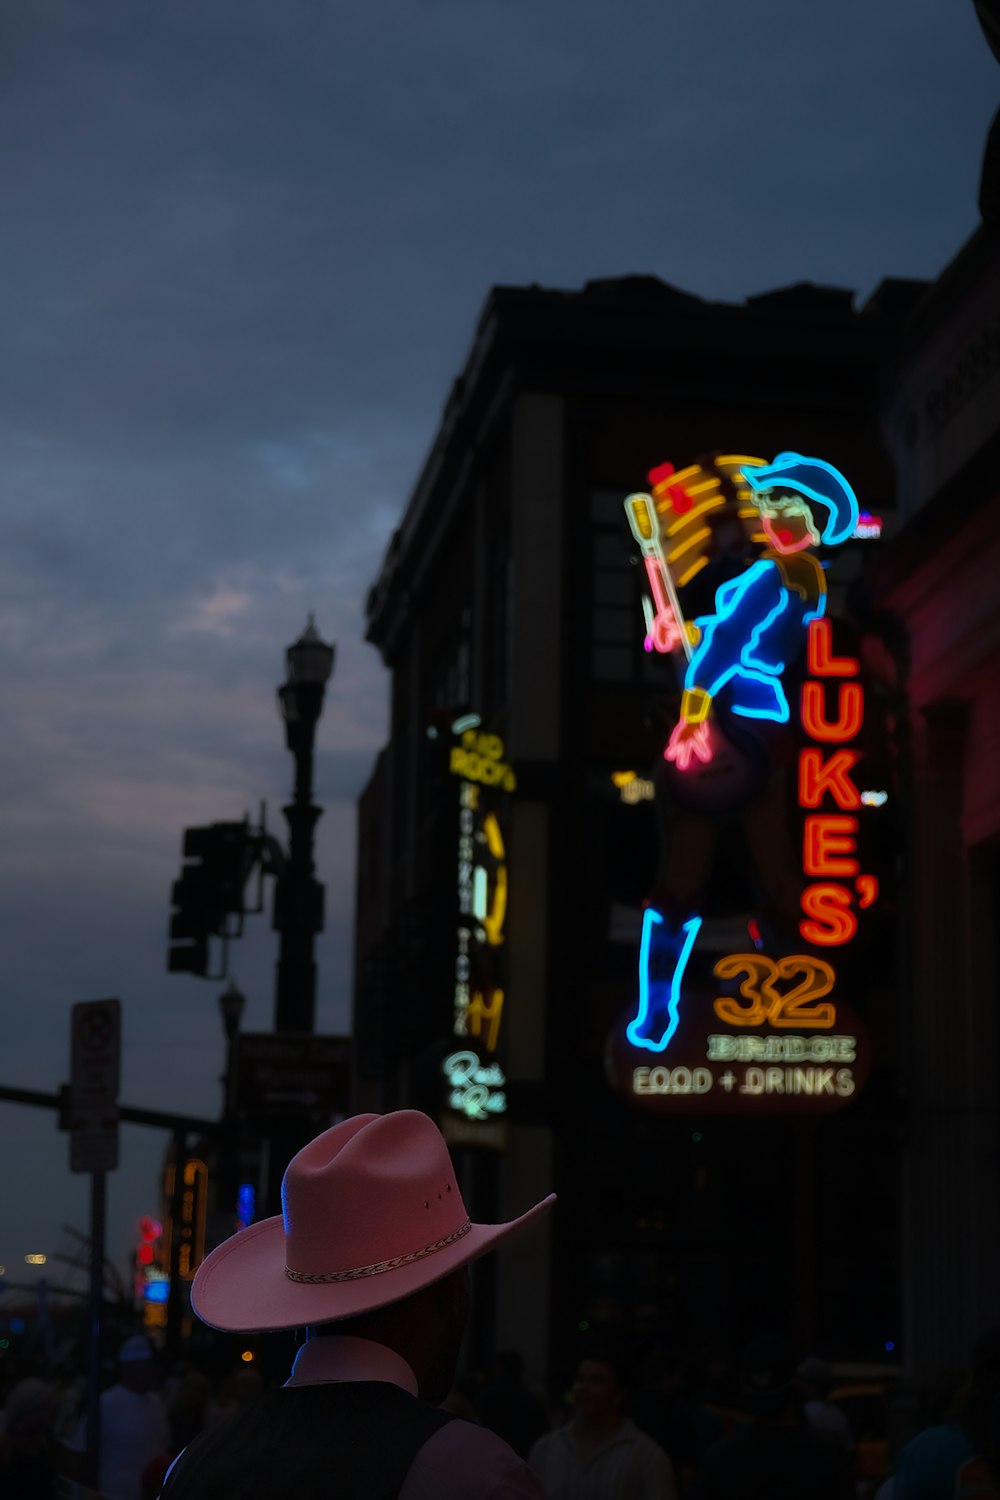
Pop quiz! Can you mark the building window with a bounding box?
[589,490,661,685]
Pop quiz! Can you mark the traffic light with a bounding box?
[167,821,254,975]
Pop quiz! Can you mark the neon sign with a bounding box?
[450,728,517,791]
[853,511,883,540]
[441,715,511,1139]
[711,954,836,1028]
[610,452,884,1115]
[613,770,656,803]
[627,909,702,1051]
[443,1051,507,1120]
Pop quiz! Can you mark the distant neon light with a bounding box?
[861,790,888,806]
[450,728,517,791]
[626,909,703,1053]
[853,511,883,540]
[451,713,482,734]
[466,988,504,1052]
[237,1183,256,1230]
[613,771,655,804]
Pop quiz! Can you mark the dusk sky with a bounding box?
[2,0,996,1294]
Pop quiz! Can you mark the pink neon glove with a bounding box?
[665,718,713,770]
[645,607,683,655]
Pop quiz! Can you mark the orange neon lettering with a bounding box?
[800,884,858,946]
[855,874,879,909]
[806,617,859,677]
[798,748,861,809]
[803,815,859,877]
[801,681,864,742]
[466,989,504,1052]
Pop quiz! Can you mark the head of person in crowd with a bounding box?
[571,1346,631,1434]
[1,1377,53,1450]
[117,1336,160,1395]
[740,1334,799,1423]
[190,1109,555,1406]
[798,1356,835,1403]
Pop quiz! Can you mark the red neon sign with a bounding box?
[798,619,876,945]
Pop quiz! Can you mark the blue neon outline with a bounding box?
[742,452,860,546]
[728,674,790,722]
[626,909,703,1052]
[685,560,792,724]
[743,586,789,674]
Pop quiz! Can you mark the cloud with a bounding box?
[0,0,995,1282]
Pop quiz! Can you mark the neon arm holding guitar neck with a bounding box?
[624,492,692,662]
[624,492,715,769]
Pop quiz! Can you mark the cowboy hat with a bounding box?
[192,1110,555,1332]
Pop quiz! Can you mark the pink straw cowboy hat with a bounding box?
[192,1111,556,1332]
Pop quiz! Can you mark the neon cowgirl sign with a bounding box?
[611,452,882,1115]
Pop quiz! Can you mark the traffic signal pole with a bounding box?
[273,720,324,1035]
[85,1170,105,1492]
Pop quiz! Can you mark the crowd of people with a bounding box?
[2,1328,999,1499]
[1,1110,997,1498]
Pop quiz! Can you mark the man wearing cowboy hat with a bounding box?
[159,1110,555,1498]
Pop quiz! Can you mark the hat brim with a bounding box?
[192,1193,556,1333]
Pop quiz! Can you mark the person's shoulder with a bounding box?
[620,1419,663,1449]
[405,1419,544,1499]
[893,1421,977,1496]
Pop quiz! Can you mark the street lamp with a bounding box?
[273,616,335,1033]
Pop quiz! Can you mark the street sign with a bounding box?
[235,1033,350,1117]
[69,1000,121,1174]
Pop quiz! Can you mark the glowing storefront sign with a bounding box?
[443,1050,507,1120]
[612,771,655,804]
[441,716,512,1139]
[163,1156,208,1280]
[609,451,886,1115]
[450,727,517,792]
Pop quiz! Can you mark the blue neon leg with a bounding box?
[627,910,703,1052]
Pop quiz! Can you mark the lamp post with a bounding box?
[217,980,246,1237]
[273,616,335,1034]
[218,980,246,1115]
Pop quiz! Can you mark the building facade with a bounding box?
[354,274,925,1386]
[877,218,1000,1387]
